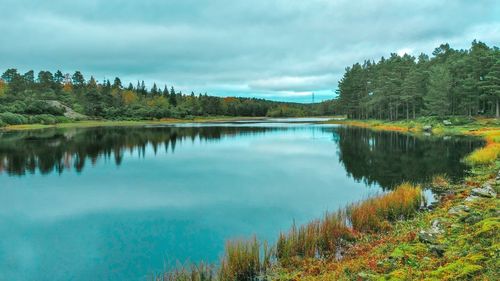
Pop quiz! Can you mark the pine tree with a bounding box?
[151,83,158,96]
[424,65,451,116]
[113,77,122,89]
[481,57,500,117]
[72,71,85,89]
[169,86,177,107]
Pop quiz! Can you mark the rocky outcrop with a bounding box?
[45,100,86,119]
[471,183,497,198]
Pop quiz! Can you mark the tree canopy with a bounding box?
[336,41,500,119]
[0,69,338,126]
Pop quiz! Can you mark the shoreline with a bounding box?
[269,118,499,280]
[0,117,266,131]
[0,116,340,131]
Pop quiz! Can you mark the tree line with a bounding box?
[0,68,337,126]
[336,40,500,120]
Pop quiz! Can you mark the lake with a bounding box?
[0,120,482,281]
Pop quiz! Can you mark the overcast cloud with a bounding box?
[0,0,499,102]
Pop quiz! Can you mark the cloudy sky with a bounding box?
[0,0,499,102]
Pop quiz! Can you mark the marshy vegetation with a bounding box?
[348,183,423,232]
[159,183,424,280]
[155,263,214,281]
[219,237,272,281]
[155,238,270,281]
[465,128,500,166]
[276,183,423,262]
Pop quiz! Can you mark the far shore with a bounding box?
[1,116,341,131]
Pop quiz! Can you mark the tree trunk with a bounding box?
[496,98,499,118]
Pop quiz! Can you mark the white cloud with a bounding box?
[397,48,413,56]
[0,0,498,102]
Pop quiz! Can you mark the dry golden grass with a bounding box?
[431,174,450,189]
[333,121,410,132]
[349,183,423,232]
[465,128,500,165]
[276,184,423,264]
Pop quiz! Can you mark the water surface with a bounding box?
[0,122,481,280]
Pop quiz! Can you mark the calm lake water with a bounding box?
[0,121,482,281]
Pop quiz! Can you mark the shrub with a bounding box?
[0,112,28,125]
[54,116,71,123]
[25,100,65,115]
[29,114,56,124]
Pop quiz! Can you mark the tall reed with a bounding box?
[218,236,271,281]
[348,182,423,232]
[276,210,354,263]
[276,183,423,263]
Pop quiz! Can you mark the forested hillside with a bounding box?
[336,41,500,120]
[2,40,497,127]
[0,70,337,126]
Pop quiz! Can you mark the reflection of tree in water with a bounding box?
[0,126,275,175]
[0,126,483,186]
[332,126,483,189]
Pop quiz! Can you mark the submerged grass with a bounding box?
[155,262,215,281]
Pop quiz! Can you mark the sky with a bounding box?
[0,0,499,103]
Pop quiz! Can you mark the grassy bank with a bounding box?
[270,170,499,280]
